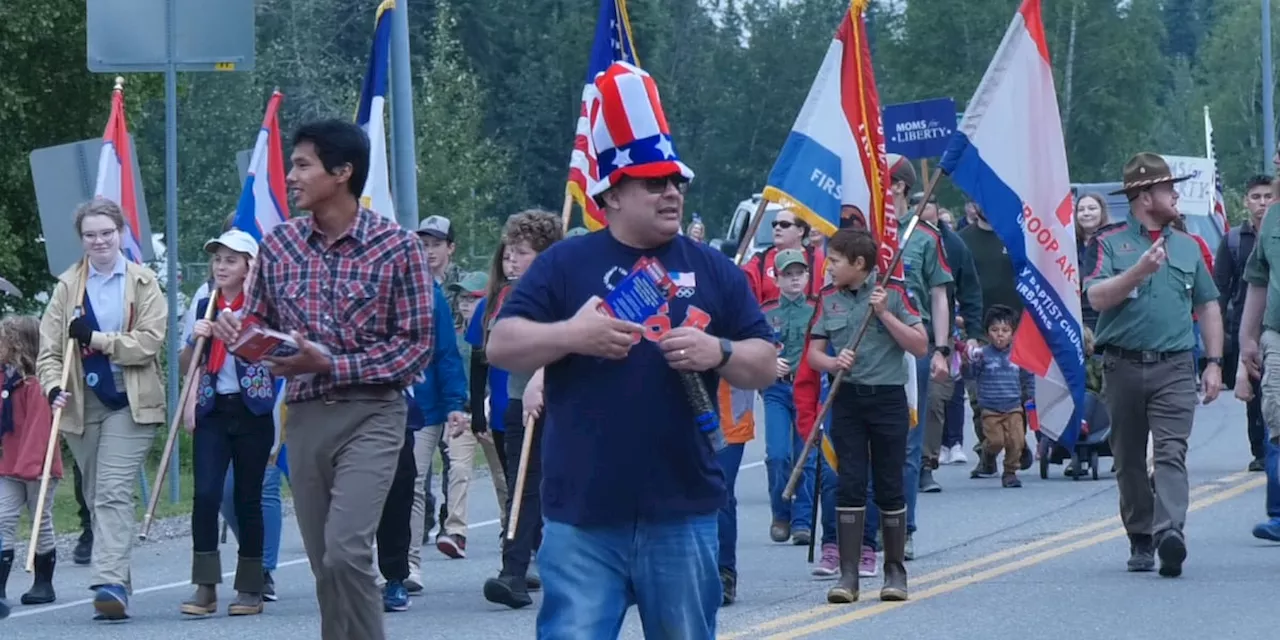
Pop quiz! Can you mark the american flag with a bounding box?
[566,0,639,231]
[1205,106,1229,232]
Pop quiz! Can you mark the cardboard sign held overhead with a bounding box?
[29,137,155,277]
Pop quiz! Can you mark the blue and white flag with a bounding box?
[355,0,396,221]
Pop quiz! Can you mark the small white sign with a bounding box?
[1159,154,1216,218]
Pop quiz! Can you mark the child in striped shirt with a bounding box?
[967,305,1034,488]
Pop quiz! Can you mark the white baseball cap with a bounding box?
[203,229,259,259]
[416,215,453,241]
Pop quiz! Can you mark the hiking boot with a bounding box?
[880,508,909,601]
[920,468,942,493]
[436,533,467,559]
[970,453,998,478]
[1156,529,1187,578]
[811,543,839,579]
[826,507,864,604]
[791,528,812,546]
[858,545,878,577]
[720,568,737,606]
[180,585,218,616]
[73,529,93,566]
[770,520,791,543]
[382,580,409,612]
[21,550,57,605]
[483,574,533,609]
[1127,533,1155,572]
[1002,472,1023,488]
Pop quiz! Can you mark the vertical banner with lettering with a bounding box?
[882,98,957,160]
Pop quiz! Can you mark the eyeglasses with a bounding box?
[634,176,690,195]
[80,228,118,242]
[772,220,799,230]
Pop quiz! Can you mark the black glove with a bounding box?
[469,350,489,434]
[47,386,63,407]
[68,317,94,346]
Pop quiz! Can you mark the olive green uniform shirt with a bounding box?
[438,262,466,330]
[811,278,922,385]
[1242,202,1280,333]
[763,294,817,373]
[1082,220,1218,352]
[899,219,953,334]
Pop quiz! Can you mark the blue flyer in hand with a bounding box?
[599,257,675,323]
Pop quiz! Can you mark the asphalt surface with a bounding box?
[3,394,1277,639]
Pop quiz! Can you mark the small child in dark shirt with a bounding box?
[966,305,1033,488]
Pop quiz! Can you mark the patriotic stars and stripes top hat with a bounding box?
[586,61,695,198]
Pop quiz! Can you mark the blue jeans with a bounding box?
[942,378,966,448]
[1267,439,1279,519]
[763,382,814,531]
[818,452,838,545]
[716,444,745,575]
[221,462,284,571]
[536,514,721,639]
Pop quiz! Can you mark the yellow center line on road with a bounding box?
[718,470,1255,639]
[754,475,1266,639]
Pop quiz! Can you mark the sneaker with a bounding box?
[1156,530,1186,578]
[73,530,93,566]
[92,584,129,621]
[1002,472,1023,488]
[949,444,968,464]
[263,571,277,602]
[811,543,839,579]
[1248,458,1266,472]
[1252,517,1280,542]
[938,446,953,465]
[405,569,423,595]
[858,545,878,578]
[920,468,942,493]
[720,569,737,606]
[436,533,467,559]
[904,534,915,561]
[1127,534,1155,572]
[382,581,409,612]
[791,529,812,546]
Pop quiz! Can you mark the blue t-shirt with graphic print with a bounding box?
[497,230,773,527]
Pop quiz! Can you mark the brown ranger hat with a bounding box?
[1108,152,1192,195]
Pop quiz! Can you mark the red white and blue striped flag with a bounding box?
[1205,107,1229,233]
[94,80,145,263]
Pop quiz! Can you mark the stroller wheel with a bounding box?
[1090,451,1100,480]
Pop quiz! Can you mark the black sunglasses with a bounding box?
[772,220,808,230]
[632,175,689,195]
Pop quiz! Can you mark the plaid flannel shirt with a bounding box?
[245,208,435,403]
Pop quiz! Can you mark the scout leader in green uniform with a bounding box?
[759,248,819,545]
[1083,152,1224,580]
[806,229,928,604]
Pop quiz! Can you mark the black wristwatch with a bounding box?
[1205,356,1223,367]
[716,338,733,369]
[934,345,952,357]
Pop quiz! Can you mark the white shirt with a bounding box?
[181,290,241,395]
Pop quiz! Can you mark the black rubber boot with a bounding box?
[880,508,909,601]
[0,549,12,601]
[826,507,865,604]
[73,529,92,566]
[21,550,57,605]
[483,574,533,609]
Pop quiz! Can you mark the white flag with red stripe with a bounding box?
[95,81,145,263]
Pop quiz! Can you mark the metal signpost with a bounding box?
[85,0,255,503]
[389,2,420,230]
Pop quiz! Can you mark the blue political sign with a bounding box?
[883,98,957,159]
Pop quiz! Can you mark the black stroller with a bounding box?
[1037,391,1112,480]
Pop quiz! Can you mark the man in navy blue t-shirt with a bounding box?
[487,62,776,639]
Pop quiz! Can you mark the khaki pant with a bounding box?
[1260,330,1280,443]
[925,375,956,461]
[288,387,405,640]
[408,425,446,575]
[64,377,156,589]
[1102,350,1197,536]
[0,477,59,554]
[980,410,1025,474]
[443,427,508,537]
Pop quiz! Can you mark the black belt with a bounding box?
[1102,346,1191,364]
[843,383,901,396]
[779,373,796,384]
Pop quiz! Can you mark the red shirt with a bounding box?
[741,245,826,305]
[0,377,62,481]
[246,208,437,403]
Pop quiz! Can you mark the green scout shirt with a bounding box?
[1082,220,1218,352]
[438,262,466,330]
[899,219,953,333]
[456,328,472,388]
[811,278,922,385]
[763,294,817,373]
[1242,202,1280,333]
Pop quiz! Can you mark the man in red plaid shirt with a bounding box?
[214,120,435,640]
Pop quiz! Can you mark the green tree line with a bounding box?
[1,0,1276,312]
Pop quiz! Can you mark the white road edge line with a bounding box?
[11,460,766,618]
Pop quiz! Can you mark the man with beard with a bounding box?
[1083,152,1224,579]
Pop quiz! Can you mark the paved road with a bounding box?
[4,395,1277,639]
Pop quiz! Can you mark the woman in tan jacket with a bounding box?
[37,198,167,622]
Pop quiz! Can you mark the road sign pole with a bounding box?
[390,1,419,229]
[1264,0,1275,170]
[164,0,181,504]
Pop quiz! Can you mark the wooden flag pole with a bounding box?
[140,289,220,541]
[505,413,538,542]
[25,260,88,573]
[560,187,574,234]
[781,168,943,502]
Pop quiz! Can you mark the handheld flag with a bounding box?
[232,91,292,477]
[1204,107,1229,233]
[939,0,1085,448]
[355,0,396,220]
[762,0,896,265]
[95,77,145,263]
[566,0,640,230]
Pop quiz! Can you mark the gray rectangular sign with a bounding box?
[237,148,253,184]
[30,137,156,277]
[87,0,255,72]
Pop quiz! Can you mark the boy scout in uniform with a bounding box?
[1083,152,1224,579]
[807,229,928,604]
[759,249,819,545]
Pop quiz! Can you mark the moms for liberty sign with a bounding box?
[883,98,957,160]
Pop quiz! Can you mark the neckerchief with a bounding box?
[207,290,245,373]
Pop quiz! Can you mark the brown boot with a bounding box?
[826,507,865,604]
[229,557,265,616]
[180,551,222,615]
[880,508,909,601]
